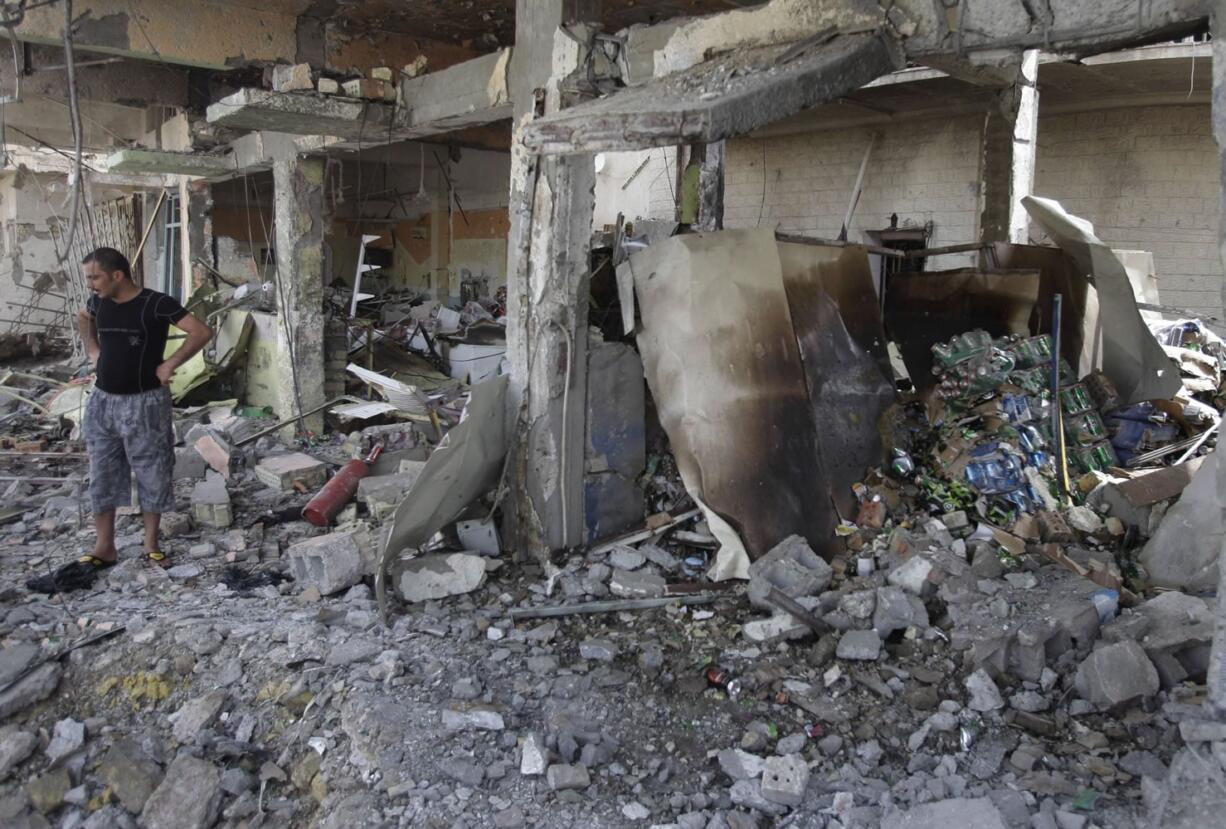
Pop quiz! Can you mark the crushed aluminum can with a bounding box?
[704,666,742,699]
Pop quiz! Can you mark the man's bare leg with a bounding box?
[92,510,118,563]
[142,512,164,563]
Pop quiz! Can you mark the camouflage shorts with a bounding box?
[84,386,176,515]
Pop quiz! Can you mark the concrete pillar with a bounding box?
[505,0,596,557]
[697,140,726,232]
[978,49,1038,245]
[271,152,327,435]
[1209,14,1226,718]
[183,178,214,294]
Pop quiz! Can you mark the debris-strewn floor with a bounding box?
[0,494,1219,829]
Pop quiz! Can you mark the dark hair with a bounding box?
[82,247,132,281]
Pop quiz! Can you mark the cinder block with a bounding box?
[255,453,327,492]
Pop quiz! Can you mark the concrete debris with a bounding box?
[97,738,162,813]
[140,754,223,829]
[546,764,590,791]
[965,669,1004,712]
[288,529,370,595]
[397,553,487,602]
[272,62,313,92]
[747,535,832,610]
[882,797,1009,829]
[759,753,809,806]
[255,452,327,491]
[191,470,233,528]
[43,718,84,764]
[1074,640,1159,711]
[0,731,36,780]
[836,629,882,661]
[609,568,666,598]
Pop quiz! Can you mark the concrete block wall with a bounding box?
[1032,105,1221,320]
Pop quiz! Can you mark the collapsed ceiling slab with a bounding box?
[105,149,238,177]
[523,31,903,154]
[206,89,402,143]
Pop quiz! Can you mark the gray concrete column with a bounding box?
[697,140,726,232]
[505,0,597,557]
[183,178,214,294]
[1209,15,1226,718]
[978,49,1038,245]
[271,152,327,435]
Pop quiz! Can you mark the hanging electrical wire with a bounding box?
[56,0,85,267]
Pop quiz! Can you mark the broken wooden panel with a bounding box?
[524,31,903,154]
[884,268,1042,390]
[629,229,829,575]
[778,242,896,522]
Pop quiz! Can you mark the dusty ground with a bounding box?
[0,472,1212,829]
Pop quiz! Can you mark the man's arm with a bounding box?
[156,313,213,386]
[76,309,100,366]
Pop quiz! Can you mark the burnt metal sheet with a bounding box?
[524,31,903,154]
[1022,196,1181,404]
[778,242,896,520]
[626,228,829,577]
[884,268,1042,390]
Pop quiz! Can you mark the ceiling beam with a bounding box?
[12,0,298,69]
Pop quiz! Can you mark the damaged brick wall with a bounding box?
[1034,104,1222,321]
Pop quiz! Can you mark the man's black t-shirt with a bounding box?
[87,289,189,394]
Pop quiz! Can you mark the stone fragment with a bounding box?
[1066,505,1103,534]
[718,748,766,780]
[881,797,1008,829]
[873,586,928,637]
[27,767,71,813]
[607,546,645,570]
[325,638,382,667]
[440,757,484,787]
[747,535,832,610]
[255,452,326,491]
[546,763,590,790]
[760,753,809,807]
[0,731,36,780]
[742,613,808,643]
[271,62,313,92]
[45,719,84,764]
[343,77,396,101]
[609,568,666,598]
[171,691,226,744]
[442,705,505,732]
[356,471,421,521]
[578,640,618,662]
[965,669,1004,711]
[98,738,161,813]
[622,801,651,821]
[0,663,61,720]
[140,754,223,829]
[397,553,487,602]
[837,630,882,661]
[173,446,207,480]
[520,733,548,776]
[191,471,232,528]
[288,530,370,595]
[729,779,788,816]
[1074,640,1159,710]
[1138,453,1222,591]
[317,77,340,94]
[887,556,934,595]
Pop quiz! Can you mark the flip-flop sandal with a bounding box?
[145,550,170,568]
[78,555,117,569]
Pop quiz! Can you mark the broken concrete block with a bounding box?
[1074,640,1159,711]
[873,586,927,638]
[342,77,396,101]
[171,691,226,744]
[887,556,934,596]
[1066,505,1103,534]
[397,553,486,603]
[287,530,370,595]
[44,718,84,764]
[403,55,429,78]
[1101,591,1214,688]
[747,535,832,610]
[1037,511,1074,543]
[193,432,232,478]
[317,77,340,94]
[520,733,548,776]
[369,66,394,81]
[609,568,666,598]
[743,613,809,644]
[836,630,881,661]
[442,704,505,732]
[272,62,313,92]
[760,753,809,807]
[546,764,590,791]
[255,452,327,491]
[718,748,766,781]
[0,730,36,780]
[356,470,421,521]
[881,797,1009,829]
[140,753,223,829]
[1138,452,1221,592]
[0,662,61,720]
[191,471,232,528]
[965,669,1004,711]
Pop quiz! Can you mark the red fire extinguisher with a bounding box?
[301,443,384,527]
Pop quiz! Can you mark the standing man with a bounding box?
[72,247,212,571]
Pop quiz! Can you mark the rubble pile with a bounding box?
[0,309,1223,828]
